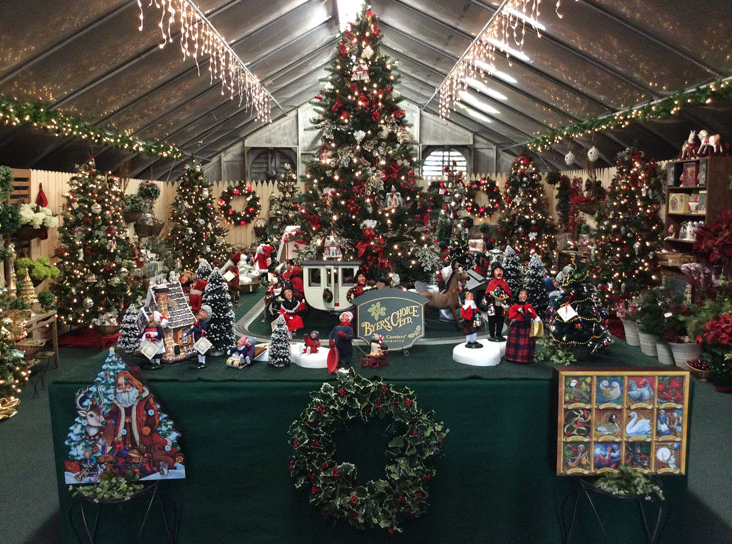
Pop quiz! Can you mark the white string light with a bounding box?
[138,0,283,122]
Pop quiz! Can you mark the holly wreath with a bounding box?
[218,181,261,225]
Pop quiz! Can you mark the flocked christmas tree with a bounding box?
[526,253,550,319]
[196,258,213,282]
[294,7,432,279]
[167,163,230,270]
[269,315,291,367]
[502,246,524,302]
[0,321,27,420]
[496,154,556,259]
[116,304,139,353]
[53,159,140,326]
[201,269,235,354]
[269,163,300,235]
[549,259,611,354]
[593,149,664,304]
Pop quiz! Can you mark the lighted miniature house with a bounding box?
[139,281,197,364]
[323,235,342,261]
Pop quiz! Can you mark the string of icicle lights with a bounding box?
[137,0,274,123]
[437,0,573,119]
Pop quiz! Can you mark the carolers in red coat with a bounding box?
[483,263,512,342]
[460,292,483,349]
[279,287,306,332]
[281,259,304,299]
[505,289,538,364]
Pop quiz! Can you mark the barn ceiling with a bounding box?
[0,0,731,179]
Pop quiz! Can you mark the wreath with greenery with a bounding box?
[466,176,503,218]
[323,287,334,303]
[346,285,374,304]
[288,371,448,534]
[218,182,261,226]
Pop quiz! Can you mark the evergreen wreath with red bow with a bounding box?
[466,176,504,218]
[218,182,261,226]
[288,370,448,534]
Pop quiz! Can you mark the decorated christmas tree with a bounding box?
[293,7,431,279]
[269,163,299,234]
[549,259,611,354]
[0,323,27,421]
[593,149,664,303]
[196,258,213,282]
[167,163,230,269]
[466,176,504,220]
[269,315,291,367]
[526,253,550,319]
[116,304,139,353]
[496,154,556,259]
[201,269,235,355]
[502,246,524,302]
[428,162,468,230]
[53,160,140,326]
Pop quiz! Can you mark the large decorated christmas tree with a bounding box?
[549,259,611,354]
[294,7,431,279]
[496,154,556,259]
[269,163,300,235]
[53,160,140,326]
[167,163,230,269]
[593,149,664,303]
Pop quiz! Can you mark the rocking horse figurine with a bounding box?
[418,268,469,324]
[680,130,696,159]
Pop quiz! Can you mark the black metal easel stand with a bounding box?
[69,481,176,544]
[562,477,667,544]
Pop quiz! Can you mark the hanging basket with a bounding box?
[151,219,165,236]
[15,224,44,241]
[15,338,46,359]
[93,324,120,337]
[123,210,143,223]
[253,219,268,239]
[575,200,599,215]
[134,222,153,238]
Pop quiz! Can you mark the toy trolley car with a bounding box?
[302,260,361,312]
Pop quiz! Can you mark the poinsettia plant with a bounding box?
[693,210,732,266]
[699,311,732,389]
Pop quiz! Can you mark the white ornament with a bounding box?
[91,203,102,214]
[202,188,209,198]
[361,45,374,60]
[71,202,79,210]
[354,130,366,143]
[564,151,575,166]
[528,232,538,241]
[83,297,94,309]
[588,146,600,162]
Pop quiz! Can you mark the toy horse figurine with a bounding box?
[697,129,710,155]
[418,268,469,324]
[708,133,722,154]
[680,130,696,159]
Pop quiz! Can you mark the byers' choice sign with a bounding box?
[354,289,427,350]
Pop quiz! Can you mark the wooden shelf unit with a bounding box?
[662,156,732,276]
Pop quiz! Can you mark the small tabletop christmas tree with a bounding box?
[196,258,213,282]
[526,253,550,319]
[549,259,611,354]
[116,304,139,353]
[201,269,236,355]
[502,246,524,301]
[269,315,291,368]
[497,154,556,260]
[167,163,230,269]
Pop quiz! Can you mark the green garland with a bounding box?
[288,370,448,534]
[218,181,261,226]
[0,96,184,160]
[528,78,732,151]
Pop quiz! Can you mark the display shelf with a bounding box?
[667,212,705,217]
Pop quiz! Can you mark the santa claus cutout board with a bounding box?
[64,350,185,484]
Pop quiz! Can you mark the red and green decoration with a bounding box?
[288,371,448,534]
[496,154,556,259]
[293,7,432,280]
[218,182,261,226]
[593,149,664,303]
[466,176,503,219]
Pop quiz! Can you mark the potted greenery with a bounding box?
[616,299,641,347]
[699,313,732,391]
[656,293,687,366]
[638,289,664,357]
[594,465,664,501]
[122,194,145,223]
[17,202,58,241]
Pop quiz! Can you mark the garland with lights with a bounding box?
[288,370,448,534]
[52,159,141,327]
[528,78,732,151]
[593,149,664,304]
[466,176,503,219]
[218,182,261,226]
[0,96,183,160]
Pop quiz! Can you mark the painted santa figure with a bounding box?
[279,287,306,333]
[188,274,208,313]
[253,242,275,274]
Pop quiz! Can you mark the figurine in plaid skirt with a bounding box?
[505,289,538,363]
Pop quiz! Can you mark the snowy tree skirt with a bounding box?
[291,344,330,369]
[452,341,505,367]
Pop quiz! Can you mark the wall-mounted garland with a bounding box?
[0,96,184,160]
[218,181,261,226]
[528,77,732,151]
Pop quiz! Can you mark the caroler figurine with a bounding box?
[460,292,483,349]
[303,330,321,354]
[505,289,538,364]
[140,316,165,369]
[279,287,306,333]
[228,335,257,368]
[190,304,212,370]
[328,311,354,374]
[483,262,512,342]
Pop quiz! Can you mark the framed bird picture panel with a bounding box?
[554,367,690,476]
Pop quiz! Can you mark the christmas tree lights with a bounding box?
[0,323,27,421]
